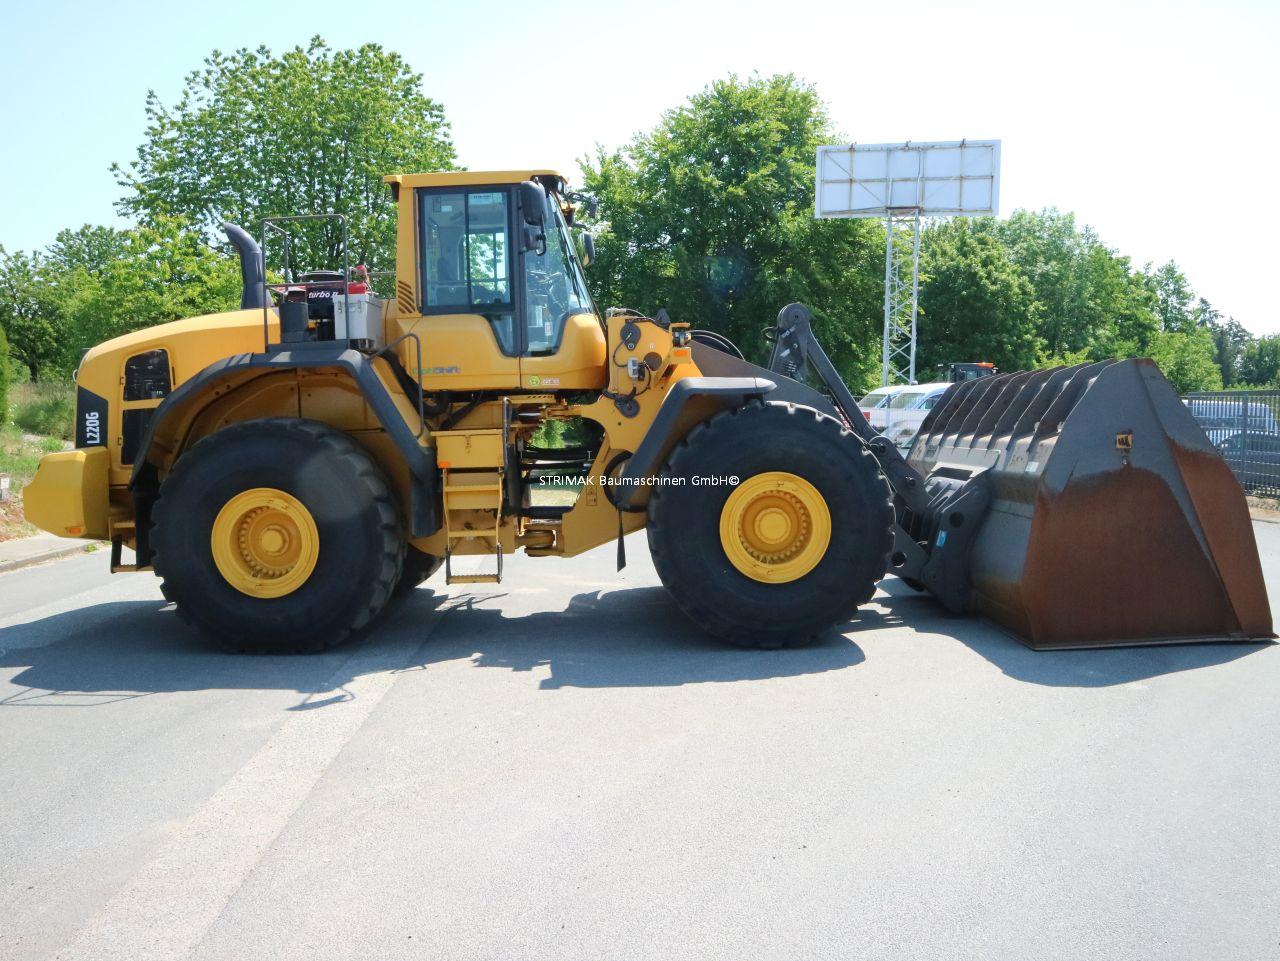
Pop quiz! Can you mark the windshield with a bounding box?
[523,194,591,355]
[859,389,897,408]
[889,389,931,409]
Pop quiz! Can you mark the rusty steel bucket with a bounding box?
[904,359,1274,649]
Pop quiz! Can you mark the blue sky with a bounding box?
[3,0,1276,330]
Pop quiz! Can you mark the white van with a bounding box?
[1184,397,1279,446]
[878,383,952,448]
[857,385,910,430]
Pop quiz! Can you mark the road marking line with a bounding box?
[54,597,450,961]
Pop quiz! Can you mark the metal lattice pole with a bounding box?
[880,210,922,387]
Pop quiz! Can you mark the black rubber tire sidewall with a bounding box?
[396,546,443,595]
[152,419,403,652]
[647,401,892,646]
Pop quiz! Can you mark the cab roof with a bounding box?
[383,170,567,190]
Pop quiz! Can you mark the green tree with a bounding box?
[1081,244,1158,359]
[1201,305,1252,387]
[992,209,1157,359]
[1,221,240,381]
[0,247,66,382]
[917,219,1041,373]
[1146,327,1223,392]
[0,323,9,423]
[113,38,457,273]
[59,219,241,350]
[580,74,884,387]
[992,209,1095,356]
[1240,336,1280,387]
[1145,260,1196,332]
[46,225,131,274]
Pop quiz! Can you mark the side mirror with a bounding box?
[519,181,546,226]
[577,231,596,268]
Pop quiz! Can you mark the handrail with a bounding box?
[260,213,350,352]
[375,332,426,439]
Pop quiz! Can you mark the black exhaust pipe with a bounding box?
[223,222,266,309]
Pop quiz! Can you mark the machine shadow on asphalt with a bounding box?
[0,586,866,702]
[396,586,874,689]
[0,581,1270,705]
[877,579,1273,687]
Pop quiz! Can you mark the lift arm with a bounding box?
[765,303,931,516]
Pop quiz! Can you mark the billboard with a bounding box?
[816,140,1001,219]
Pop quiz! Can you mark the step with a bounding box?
[445,544,503,586]
[446,573,503,585]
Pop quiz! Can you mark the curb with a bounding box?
[0,542,103,575]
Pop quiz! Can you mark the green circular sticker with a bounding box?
[528,375,541,387]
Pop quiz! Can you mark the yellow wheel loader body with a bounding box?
[22,168,1272,653]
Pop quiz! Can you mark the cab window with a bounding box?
[421,190,511,310]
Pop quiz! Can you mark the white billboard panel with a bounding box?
[816,140,1001,219]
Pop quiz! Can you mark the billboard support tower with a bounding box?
[882,210,923,386]
[815,140,1001,386]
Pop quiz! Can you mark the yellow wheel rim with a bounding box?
[210,488,319,598]
[719,471,831,584]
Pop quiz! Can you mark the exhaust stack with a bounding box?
[222,222,266,310]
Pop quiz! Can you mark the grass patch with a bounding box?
[0,422,56,539]
[11,380,75,441]
[2,381,76,538]
[529,479,583,508]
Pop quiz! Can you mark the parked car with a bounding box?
[1185,397,1279,446]
[878,383,952,448]
[857,384,910,431]
[1216,430,1280,492]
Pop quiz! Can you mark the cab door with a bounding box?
[412,186,521,391]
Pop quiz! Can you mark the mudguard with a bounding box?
[129,345,439,538]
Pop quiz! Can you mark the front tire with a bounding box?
[647,401,893,647]
[152,418,404,653]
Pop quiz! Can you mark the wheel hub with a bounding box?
[719,472,831,583]
[212,488,319,598]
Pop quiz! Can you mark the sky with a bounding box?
[2,0,1277,331]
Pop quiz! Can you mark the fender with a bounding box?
[609,338,847,513]
[612,375,776,512]
[129,345,440,541]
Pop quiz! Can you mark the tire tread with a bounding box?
[152,418,403,654]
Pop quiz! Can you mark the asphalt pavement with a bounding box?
[2,525,1279,960]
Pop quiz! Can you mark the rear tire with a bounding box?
[647,401,893,647]
[152,418,404,654]
[396,546,443,595]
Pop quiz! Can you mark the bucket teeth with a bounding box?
[905,358,1274,650]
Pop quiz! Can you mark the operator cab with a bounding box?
[418,177,593,356]
[387,170,606,391]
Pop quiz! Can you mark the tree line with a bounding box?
[0,38,455,384]
[579,75,1264,394]
[0,43,1270,399]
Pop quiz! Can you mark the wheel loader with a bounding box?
[22,169,1273,652]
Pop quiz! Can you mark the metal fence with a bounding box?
[1184,390,1280,497]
